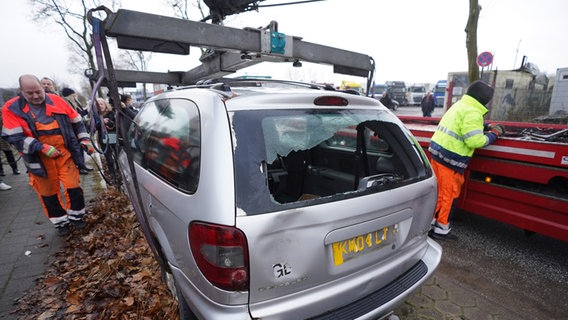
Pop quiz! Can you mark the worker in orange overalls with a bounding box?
[428,80,504,240]
[1,75,94,237]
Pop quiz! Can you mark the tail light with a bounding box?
[189,222,249,291]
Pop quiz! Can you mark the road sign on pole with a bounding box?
[477,51,493,67]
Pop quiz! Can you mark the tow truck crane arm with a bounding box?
[94,7,374,91]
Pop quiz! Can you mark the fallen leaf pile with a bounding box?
[11,188,180,320]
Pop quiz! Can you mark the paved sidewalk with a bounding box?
[0,155,526,319]
[0,157,103,319]
[394,266,523,319]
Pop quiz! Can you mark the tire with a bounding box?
[176,284,198,320]
[162,267,199,320]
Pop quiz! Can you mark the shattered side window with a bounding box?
[232,109,431,215]
[129,102,162,163]
[129,98,201,193]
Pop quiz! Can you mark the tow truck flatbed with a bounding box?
[399,116,568,242]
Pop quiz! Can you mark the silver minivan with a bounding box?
[118,80,442,319]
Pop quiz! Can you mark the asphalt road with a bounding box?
[394,105,568,319]
[439,210,568,319]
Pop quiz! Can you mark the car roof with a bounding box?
[151,78,382,111]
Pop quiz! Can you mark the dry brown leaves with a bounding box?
[11,188,180,320]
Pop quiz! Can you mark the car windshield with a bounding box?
[373,86,387,93]
[410,87,425,93]
[230,108,431,215]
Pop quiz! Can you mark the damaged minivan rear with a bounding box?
[119,82,442,320]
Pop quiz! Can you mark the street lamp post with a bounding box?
[84,68,95,89]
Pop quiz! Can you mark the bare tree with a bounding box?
[465,0,481,83]
[167,0,210,58]
[119,50,153,99]
[29,0,119,80]
[167,0,207,21]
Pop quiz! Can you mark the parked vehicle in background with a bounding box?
[433,80,447,108]
[407,84,427,106]
[386,81,408,106]
[372,83,389,97]
[372,83,399,110]
[340,80,364,95]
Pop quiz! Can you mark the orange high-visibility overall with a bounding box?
[30,120,85,227]
[431,160,465,226]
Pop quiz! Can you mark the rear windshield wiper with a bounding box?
[357,173,402,191]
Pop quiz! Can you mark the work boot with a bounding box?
[433,221,451,234]
[57,225,71,237]
[428,230,458,241]
[70,219,87,229]
[428,221,458,240]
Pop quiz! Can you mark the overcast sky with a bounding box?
[1,0,567,90]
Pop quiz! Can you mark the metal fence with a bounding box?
[488,87,554,123]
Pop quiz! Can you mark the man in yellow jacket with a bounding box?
[428,80,504,240]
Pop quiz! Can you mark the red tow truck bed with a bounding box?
[400,116,568,242]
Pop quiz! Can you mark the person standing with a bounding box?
[1,74,95,236]
[61,87,88,118]
[428,80,504,240]
[94,97,117,176]
[120,94,138,117]
[41,77,57,94]
[61,87,93,174]
[0,105,20,176]
[379,91,395,110]
[421,91,435,117]
[0,137,20,176]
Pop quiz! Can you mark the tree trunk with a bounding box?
[465,0,481,83]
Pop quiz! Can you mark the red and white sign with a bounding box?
[477,51,493,67]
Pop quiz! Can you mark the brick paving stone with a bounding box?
[447,291,478,308]
[435,299,463,317]
[405,290,433,309]
[462,306,495,320]
[413,305,445,319]
[421,282,448,301]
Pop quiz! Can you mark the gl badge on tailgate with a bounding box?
[273,263,292,278]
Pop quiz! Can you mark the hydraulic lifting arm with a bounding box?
[91,7,375,92]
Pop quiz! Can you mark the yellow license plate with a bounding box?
[331,225,398,266]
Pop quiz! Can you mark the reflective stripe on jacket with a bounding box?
[428,94,489,173]
[1,94,89,177]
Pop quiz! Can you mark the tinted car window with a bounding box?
[128,98,201,193]
[232,108,430,215]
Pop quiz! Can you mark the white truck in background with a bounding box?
[406,84,427,105]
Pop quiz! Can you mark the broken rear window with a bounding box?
[231,108,430,215]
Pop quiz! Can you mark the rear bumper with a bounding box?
[309,238,442,320]
[174,239,442,320]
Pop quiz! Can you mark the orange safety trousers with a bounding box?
[431,160,465,226]
[30,121,85,227]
